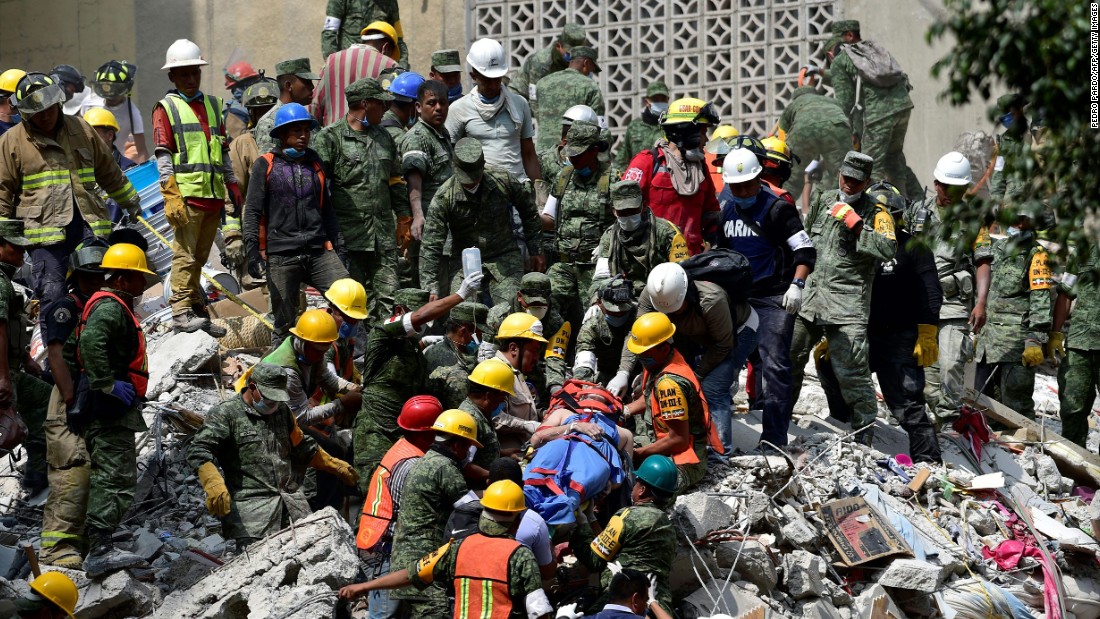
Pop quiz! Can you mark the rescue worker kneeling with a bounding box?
[340,480,553,619]
[187,362,358,547]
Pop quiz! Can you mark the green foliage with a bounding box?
[927,0,1096,258]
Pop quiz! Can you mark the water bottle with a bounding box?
[462,247,482,278]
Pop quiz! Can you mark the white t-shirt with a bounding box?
[63,89,90,116]
[80,94,144,153]
[446,89,535,181]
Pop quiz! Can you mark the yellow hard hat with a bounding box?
[495,312,548,343]
[324,278,368,321]
[761,136,793,163]
[468,359,516,395]
[481,479,527,512]
[662,97,719,125]
[30,571,78,618]
[711,125,740,141]
[432,409,482,447]
[626,311,676,354]
[100,243,155,275]
[0,69,26,94]
[83,107,120,132]
[361,21,401,61]
[290,308,339,343]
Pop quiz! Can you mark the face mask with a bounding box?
[463,339,479,354]
[649,101,669,115]
[284,147,306,159]
[478,92,500,104]
[562,52,572,63]
[460,444,478,467]
[838,188,863,203]
[574,166,594,179]
[180,90,204,103]
[730,194,757,210]
[231,87,245,103]
[251,392,278,416]
[463,182,480,195]
[489,402,505,418]
[526,305,548,320]
[7,114,20,124]
[447,84,463,102]
[605,313,631,328]
[617,214,643,232]
[638,355,659,369]
[999,113,1014,129]
[338,322,356,339]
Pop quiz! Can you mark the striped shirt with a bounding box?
[312,45,396,127]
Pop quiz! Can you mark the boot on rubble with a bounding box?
[39,543,84,570]
[82,527,146,579]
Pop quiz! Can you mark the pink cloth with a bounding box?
[982,539,1060,619]
[952,405,991,460]
[311,45,396,127]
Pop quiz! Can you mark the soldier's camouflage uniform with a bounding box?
[423,338,476,409]
[778,86,852,201]
[974,234,1052,418]
[399,119,454,292]
[187,395,318,543]
[533,69,605,153]
[458,397,501,472]
[988,131,1030,211]
[1057,245,1100,446]
[508,45,569,117]
[594,211,690,298]
[573,311,634,385]
[321,0,409,68]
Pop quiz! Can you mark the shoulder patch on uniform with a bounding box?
[669,229,690,263]
[623,167,644,182]
[592,511,627,561]
[655,375,688,422]
[1030,250,1052,290]
[872,207,896,241]
[51,306,72,325]
[546,321,571,360]
[972,225,992,251]
[415,539,452,583]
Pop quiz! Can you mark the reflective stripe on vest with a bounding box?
[89,219,113,238]
[76,291,149,397]
[355,438,424,551]
[160,94,226,200]
[453,534,521,619]
[645,350,724,464]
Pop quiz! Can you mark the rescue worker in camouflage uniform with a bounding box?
[974,212,1053,418]
[533,46,605,153]
[825,20,921,199]
[543,122,617,330]
[188,363,358,547]
[988,93,1031,212]
[616,80,670,168]
[355,275,483,486]
[778,82,851,204]
[0,220,51,495]
[428,50,464,103]
[70,243,155,578]
[254,58,320,155]
[906,152,993,423]
[457,359,513,485]
[593,180,690,299]
[420,138,545,305]
[509,23,588,115]
[538,104,598,188]
[380,409,482,619]
[571,455,678,615]
[37,244,105,569]
[314,77,410,325]
[1053,244,1100,448]
[380,71,428,289]
[573,276,637,385]
[322,0,409,68]
[788,152,897,445]
[399,80,453,292]
[487,273,571,404]
[340,480,551,619]
[424,301,488,409]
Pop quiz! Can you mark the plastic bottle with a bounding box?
[462,247,482,278]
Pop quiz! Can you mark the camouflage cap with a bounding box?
[0,218,30,246]
[569,46,600,73]
[519,272,552,305]
[250,362,290,402]
[599,275,637,313]
[839,151,874,181]
[346,76,394,104]
[561,121,602,157]
[831,20,860,35]
[561,23,587,49]
[453,137,485,185]
[394,288,430,311]
[452,301,489,332]
[431,49,463,73]
[997,93,1028,112]
[275,58,319,81]
[610,180,643,211]
[646,79,670,98]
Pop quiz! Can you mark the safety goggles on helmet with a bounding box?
[729,135,767,159]
[14,73,64,116]
[92,60,136,99]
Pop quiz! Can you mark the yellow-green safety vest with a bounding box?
[159,94,227,199]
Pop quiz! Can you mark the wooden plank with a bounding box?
[907,467,932,492]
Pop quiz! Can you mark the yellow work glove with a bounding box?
[310,449,359,487]
[161,176,189,226]
[913,324,939,368]
[1021,342,1045,367]
[813,338,830,365]
[1047,332,1066,363]
[198,462,232,517]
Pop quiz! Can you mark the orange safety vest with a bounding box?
[453,534,523,619]
[75,291,149,398]
[256,152,331,253]
[644,350,724,465]
[356,438,424,551]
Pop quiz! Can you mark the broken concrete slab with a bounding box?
[715,540,777,593]
[801,598,844,619]
[854,583,907,619]
[785,550,825,600]
[157,508,358,618]
[680,579,768,619]
[674,492,734,539]
[877,559,945,593]
[145,329,220,398]
[670,544,720,597]
[132,528,164,561]
[45,566,162,619]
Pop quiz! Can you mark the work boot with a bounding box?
[855,427,875,448]
[83,528,146,579]
[193,305,228,338]
[40,543,83,570]
[172,310,206,334]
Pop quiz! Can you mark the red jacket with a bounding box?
[623,148,719,254]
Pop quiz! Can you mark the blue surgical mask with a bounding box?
[999,113,1014,129]
[730,194,757,210]
[179,90,204,103]
[562,52,572,63]
[338,322,356,339]
[464,339,479,354]
[231,87,245,103]
[251,392,277,416]
[605,313,631,328]
[638,355,658,368]
[447,85,463,103]
[478,92,500,104]
[8,114,22,124]
[649,101,669,115]
[574,166,594,178]
[490,402,505,418]
[284,147,306,159]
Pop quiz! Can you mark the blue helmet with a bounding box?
[388,71,425,102]
[270,102,318,138]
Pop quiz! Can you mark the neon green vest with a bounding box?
[159,94,226,199]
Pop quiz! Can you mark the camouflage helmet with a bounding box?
[243,77,279,108]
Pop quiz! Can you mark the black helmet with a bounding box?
[50,64,85,94]
[92,60,136,99]
[14,72,64,116]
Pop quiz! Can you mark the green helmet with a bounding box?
[635,455,678,495]
[243,77,279,108]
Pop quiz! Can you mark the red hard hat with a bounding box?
[397,395,443,432]
[225,61,259,88]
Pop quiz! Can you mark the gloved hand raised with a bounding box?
[457,269,484,300]
[606,371,630,398]
[829,202,863,230]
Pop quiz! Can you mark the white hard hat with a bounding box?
[722,147,763,184]
[646,262,689,314]
[562,104,598,126]
[162,39,209,71]
[466,38,508,79]
[933,151,972,186]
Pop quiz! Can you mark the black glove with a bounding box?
[247,245,266,279]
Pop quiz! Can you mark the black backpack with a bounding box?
[678,248,754,304]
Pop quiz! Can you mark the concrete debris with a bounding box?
[675,492,735,539]
[853,584,906,619]
[783,550,825,600]
[800,598,844,619]
[876,559,945,593]
[715,541,777,593]
[145,329,220,398]
[681,580,768,619]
